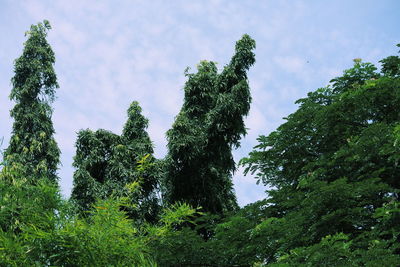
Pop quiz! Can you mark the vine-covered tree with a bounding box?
[165,34,256,214]
[71,101,159,222]
[4,20,60,182]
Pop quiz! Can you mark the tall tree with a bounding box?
[5,20,60,182]
[165,34,256,214]
[71,101,159,222]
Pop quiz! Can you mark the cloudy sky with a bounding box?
[1,0,399,206]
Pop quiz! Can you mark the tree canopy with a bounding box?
[71,101,160,222]
[165,34,256,214]
[240,49,400,265]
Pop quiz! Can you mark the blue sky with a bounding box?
[0,0,399,206]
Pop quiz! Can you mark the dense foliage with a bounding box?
[240,52,400,265]
[4,20,60,182]
[71,101,160,223]
[1,21,399,266]
[0,159,197,266]
[165,34,256,214]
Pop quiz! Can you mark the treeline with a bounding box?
[0,20,399,266]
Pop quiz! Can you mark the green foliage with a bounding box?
[30,198,157,266]
[0,161,61,265]
[165,34,256,214]
[269,232,400,267]
[0,158,201,266]
[5,20,60,182]
[206,200,268,265]
[146,202,203,266]
[39,199,197,267]
[380,44,400,77]
[241,46,400,264]
[149,226,208,266]
[71,101,160,222]
[148,200,269,267]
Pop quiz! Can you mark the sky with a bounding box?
[0,0,399,206]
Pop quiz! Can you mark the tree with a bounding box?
[4,20,60,182]
[241,46,400,264]
[165,34,256,214]
[71,101,159,222]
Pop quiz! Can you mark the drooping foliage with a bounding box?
[240,46,400,264]
[71,101,160,222]
[4,20,60,182]
[165,34,256,214]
